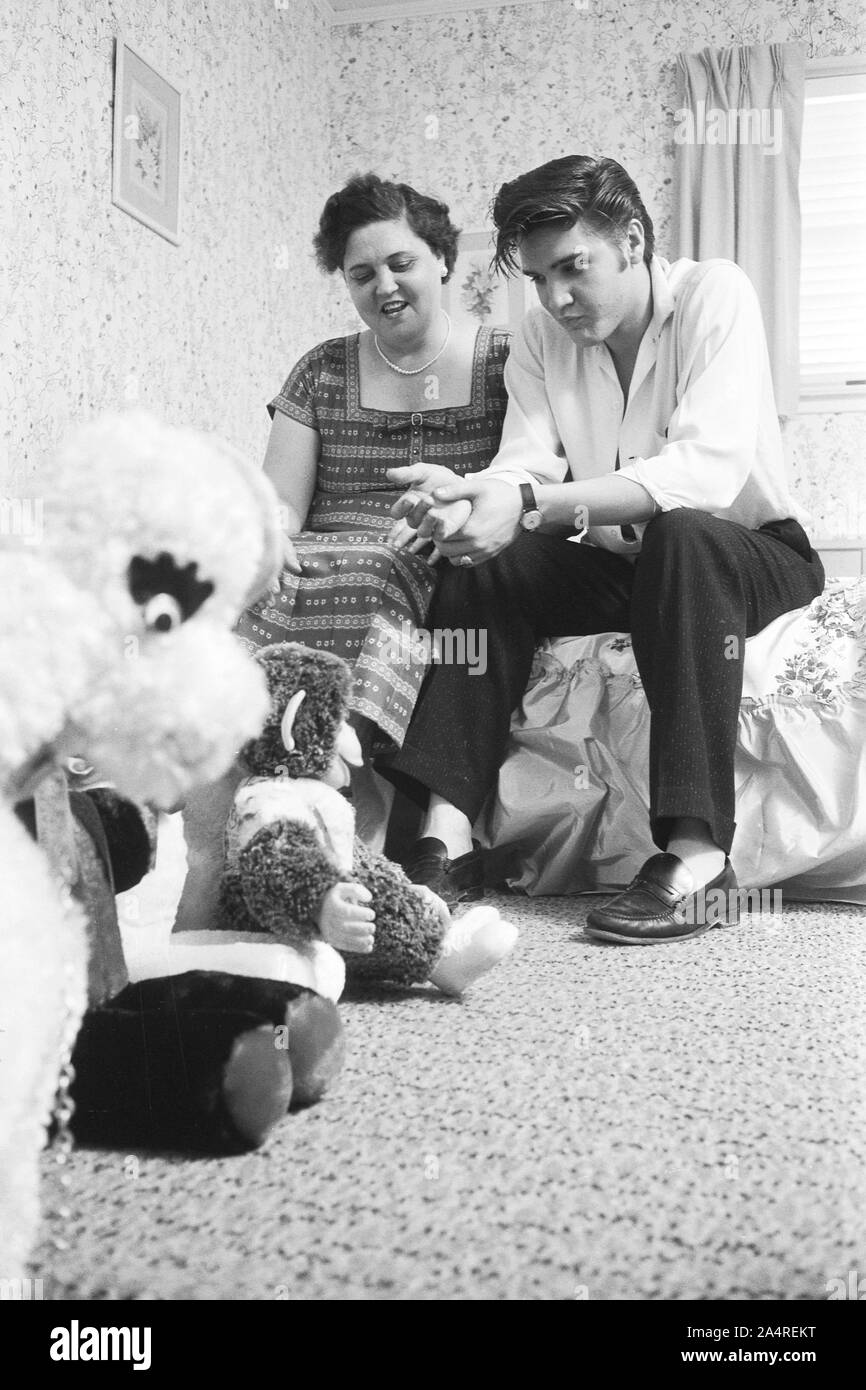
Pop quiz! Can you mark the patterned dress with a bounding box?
[237,325,510,747]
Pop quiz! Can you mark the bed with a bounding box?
[477,576,866,904]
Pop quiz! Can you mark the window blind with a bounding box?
[799,72,866,393]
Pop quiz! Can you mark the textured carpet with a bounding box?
[31,888,866,1302]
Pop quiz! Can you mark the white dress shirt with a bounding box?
[486,255,809,554]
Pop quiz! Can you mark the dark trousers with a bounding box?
[378,510,825,856]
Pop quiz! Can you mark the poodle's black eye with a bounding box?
[128,552,214,622]
[143,593,183,633]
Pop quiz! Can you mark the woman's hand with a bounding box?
[283,534,303,576]
[387,463,462,529]
[319,881,376,953]
[388,516,441,562]
[415,498,473,546]
[268,534,303,593]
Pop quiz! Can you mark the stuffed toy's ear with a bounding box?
[280,690,307,753]
[242,644,351,779]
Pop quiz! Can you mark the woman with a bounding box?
[237,174,510,840]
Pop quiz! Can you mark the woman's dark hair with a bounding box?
[491,155,655,273]
[314,172,461,281]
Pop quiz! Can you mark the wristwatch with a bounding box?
[518,482,543,531]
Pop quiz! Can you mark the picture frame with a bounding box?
[443,231,537,334]
[111,39,183,245]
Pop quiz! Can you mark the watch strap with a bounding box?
[518,482,537,514]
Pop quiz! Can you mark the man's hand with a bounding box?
[417,476,524,565]
[318,882,376,953]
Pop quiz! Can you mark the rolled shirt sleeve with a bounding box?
[616,262,770,513]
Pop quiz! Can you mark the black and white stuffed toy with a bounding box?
[205,642,518,996]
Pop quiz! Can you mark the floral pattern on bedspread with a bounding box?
[529,634,644,694]
[531,580,866,710]
[774,580,866,708]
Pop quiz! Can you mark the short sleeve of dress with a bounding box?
[485,327,512,417]
[267,341,334,427]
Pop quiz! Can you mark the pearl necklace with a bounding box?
[374,311,452,376]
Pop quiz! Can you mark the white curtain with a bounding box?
[673,42,806,418]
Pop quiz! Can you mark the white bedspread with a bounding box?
[478,578,866,902]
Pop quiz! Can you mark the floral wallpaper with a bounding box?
[329,0,866,539]
[2,0,863,538]
[0,0,336,493]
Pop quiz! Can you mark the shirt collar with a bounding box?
[648,255,676,337]
[593,255,673,385]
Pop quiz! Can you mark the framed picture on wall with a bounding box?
[443,232,537,334]
[111,39,183,245]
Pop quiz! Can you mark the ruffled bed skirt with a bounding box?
[477,578,866,903]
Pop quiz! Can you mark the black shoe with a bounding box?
[584,852,740,944]
[404,836,484,908]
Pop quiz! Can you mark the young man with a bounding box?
[381,154,823,944]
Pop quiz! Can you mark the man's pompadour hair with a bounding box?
[491,155,655,273]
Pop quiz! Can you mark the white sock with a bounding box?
[666,839,725,889]
[420,794,473,860]
[429,907,518,997]
[666,818,725,889]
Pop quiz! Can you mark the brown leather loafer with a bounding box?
[404,836,484,908]
[584,852,740,944]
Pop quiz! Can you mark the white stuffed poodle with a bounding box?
[0,411,282,1278]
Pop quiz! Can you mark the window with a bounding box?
[799,60,866,411]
